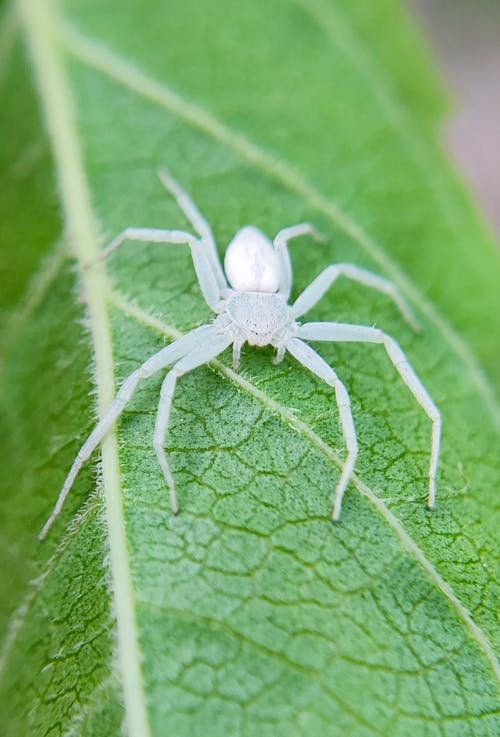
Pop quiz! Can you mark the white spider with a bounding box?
[39,169,441,540]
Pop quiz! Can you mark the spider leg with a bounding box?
[293,263,420,331]
[152,330,232,513]
[39,324,216,540]
[286,337,358,521]
[157,167,228,293]
[273,223,324,300]
[299,322,441,510]
[92,227,224,312]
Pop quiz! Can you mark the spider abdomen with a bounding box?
[226,292,294,347]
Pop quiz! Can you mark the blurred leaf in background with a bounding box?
[0,0,499,736]
[410,0,500,236]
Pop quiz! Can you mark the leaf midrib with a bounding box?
[5,0,499,728]
[16,1,152,736]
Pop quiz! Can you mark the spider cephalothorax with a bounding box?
[221,291,295,347]
[39,169,441,540]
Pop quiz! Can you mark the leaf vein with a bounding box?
[108,288,500,682]
[136,599,389,735]
[0,240,67,370]
[58,20,500,428]
[0,497,100,680]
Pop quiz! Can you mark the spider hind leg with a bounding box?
[298,321,441,511]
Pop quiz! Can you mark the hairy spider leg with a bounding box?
[153,330,232,514]
[93,227,224,312]
[286,338,358,521]
[157,167,228,293]
[298,322,441,510]
[273,223,324,299]
[292,262,420,331]
[39,324,218,540]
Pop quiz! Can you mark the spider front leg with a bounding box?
[232,338,245,370]
[293,262,420,332]
[286,338,358,521]
[298,322,441,510]
[152,331,232,513]
[90,227,225,313]
[157,167,227,293]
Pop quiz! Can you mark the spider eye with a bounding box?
[224,226,280,293]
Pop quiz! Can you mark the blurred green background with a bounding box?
[411,0,500,234]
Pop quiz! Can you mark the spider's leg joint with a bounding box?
[272,345,286,365]
[311,227,328,245]
[232,340,244,370]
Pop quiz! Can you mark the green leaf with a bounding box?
[1,0,499,735]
